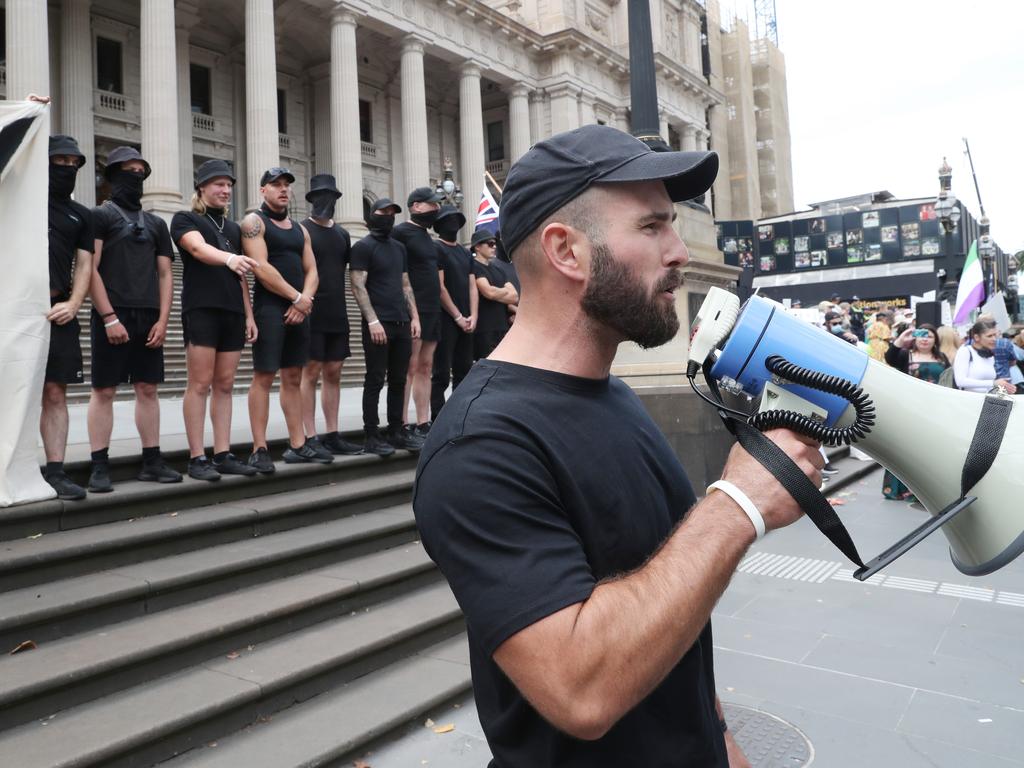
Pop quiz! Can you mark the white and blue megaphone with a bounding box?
[688,288,1023,579]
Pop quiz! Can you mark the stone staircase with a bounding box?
[0,442,471,768]
[67,260,368,404]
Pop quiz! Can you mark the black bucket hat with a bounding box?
[104,145,152,180]
[434,204,466,231]
[370,197,403,214]
[470,228,498,250]
[194,159,236,189]
[498,124,718,256]
[259,167,296,186]
[306,173,342,201]
[49,135,86,167]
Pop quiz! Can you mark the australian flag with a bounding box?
[476,184,500,234]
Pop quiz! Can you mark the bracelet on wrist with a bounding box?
[104,319,121,329]
[720,719,728,733]
[706,480,766,540]
[225,254,237,268]
[368,319,381,327]
[101,311,116,319]
[292,292,303,305]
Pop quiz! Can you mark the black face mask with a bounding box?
[308,193,337,221]
[435,221,461,242]
[260,201,288,221]
[411,209,440,227]
[109,168,145,211]
[367,213,395,237]
[49,164,79,199]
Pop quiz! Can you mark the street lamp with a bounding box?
[978,215,994,299]
[434,157,464,210]
[934,157,961,296]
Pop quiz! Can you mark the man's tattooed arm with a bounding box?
[401,272,419,322]
[350,270,378,324]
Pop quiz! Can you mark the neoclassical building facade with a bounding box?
[1,0,792,377]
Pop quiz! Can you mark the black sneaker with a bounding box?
[282,442,334,464]
[138,459,183,484]
[414,422,432,439]
[388,426,424,453]
[247,447,276,475]
[363,430,396,457]
[45,471,87,501]
[212,452,258,476]
[320,433,364,456]
[87,462,113,493]
[303,437,335,463]
[187,456,221,482]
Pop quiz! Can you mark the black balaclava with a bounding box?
[308,192,337,222]
[260,201,288,221]
[434,218,461,243]
[367,213,395,238]
[410,208,440,228]
[109,166,145,211]
[49,164,78,200]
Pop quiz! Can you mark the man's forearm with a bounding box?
[351,276,378,324]
[158,259,173,323]
[69,251,92,307]
[404,285,420,322]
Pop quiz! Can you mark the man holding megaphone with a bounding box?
[414,125,823,768]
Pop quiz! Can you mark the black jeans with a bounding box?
[431,315,475,419]
[361,320,412,430]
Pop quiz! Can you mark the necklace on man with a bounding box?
[206,212,234,250]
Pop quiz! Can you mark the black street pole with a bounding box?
[627,0,669,152]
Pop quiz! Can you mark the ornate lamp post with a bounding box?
[434,157,464,210]
[977,215,994,300]
[934,157,961,297]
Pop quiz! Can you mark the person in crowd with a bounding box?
[936,324,961,363]
[952,318,1014,393]
[824,310,858,345]
[87,146,180,492]
[414,124,822,767]
[977,314,1024,393]
[470,228,519,360]
[170,159,259,481]
[392,186,445,439]
[241,167,328,471]
[350,198,423,455]
[882,322,950,500]
[492,229,520,327]
[430,205,476,419]
[842,300,865,341]
[865,311,891,363]
[298,174,364,457]
[41,135,93,499]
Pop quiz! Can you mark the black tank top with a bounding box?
[254,211,305,310]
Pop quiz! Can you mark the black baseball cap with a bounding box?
[260,167,296,186]
[49,135,86,167]
[407,186,444,206]
[499,124,719,256]
[370,197,402,214]
[195,159,235,188]
[104,146,151,179]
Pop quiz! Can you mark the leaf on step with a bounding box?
[225,651,240,660]
[423,718,435,728]
[169,512,178,517]
[27,533,43,539]
[9,640,37,655]
[432,724,455,734]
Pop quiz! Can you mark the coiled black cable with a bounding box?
[747,355,876,446]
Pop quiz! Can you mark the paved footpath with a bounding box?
[356,469,1024,767]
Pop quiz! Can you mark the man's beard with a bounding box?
[580,242,682,349]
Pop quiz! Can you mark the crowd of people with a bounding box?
[805,294,1024,500]
[40,135,519,500]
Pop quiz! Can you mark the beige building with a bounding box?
[1,0,792,378]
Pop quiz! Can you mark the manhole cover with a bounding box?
[723,703,814,767]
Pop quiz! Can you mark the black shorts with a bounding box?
[309,329,351,362]
[253,304,310,372]
[183,308,246,352]
[418,312,441,343]
[90,307,165,389]
[45,316,84,385]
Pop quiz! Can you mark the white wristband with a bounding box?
[455,314,464,322]
[225,254,237,268]
[368,319,381,327]
[292,292,303,305]
[104,319,121,329]
[706,480,766,540]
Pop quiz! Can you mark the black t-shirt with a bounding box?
[494,257,520,295]
[92,201,175,309]
[414,361,726,768]
[472,258,510,334]
[48,197,94,298]
[349,233,410,323]
[252,212,306,311]
[303,218,351,333]
[436,241,473,317]
[170,211,244,315]
[392,222,440,314]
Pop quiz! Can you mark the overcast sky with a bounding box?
[723,0,1024,254]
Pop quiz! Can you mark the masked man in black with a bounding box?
[470,227,519,360]
[349,198,422,456]
[87,146,180,491]
[430,205,477,418]
[41,135,93,499]
[299,173,363,456]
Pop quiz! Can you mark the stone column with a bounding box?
[314,80,332,173]
[5,0,50,101]
[60,0,95,206]
[528,90,544,144]
[682,123,698,152]
[400,35,430,194]
[459,61,485,231]
[140,0,182,214]
[548,84,580,135]
[659,112,670,145]
[508,85,531,162]
[245,0,281,209]
[331,8,365,228]
[176,26,194,198]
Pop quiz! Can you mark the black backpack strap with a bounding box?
[101,200,151,250]
[961,396,1013,497]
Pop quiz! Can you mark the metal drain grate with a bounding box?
[723,703,814,767]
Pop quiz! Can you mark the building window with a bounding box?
[190,64,212,115]
[487,121,504,163]
[277,89,287,135]
[96,37,123,93]
[359,99,372,144]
